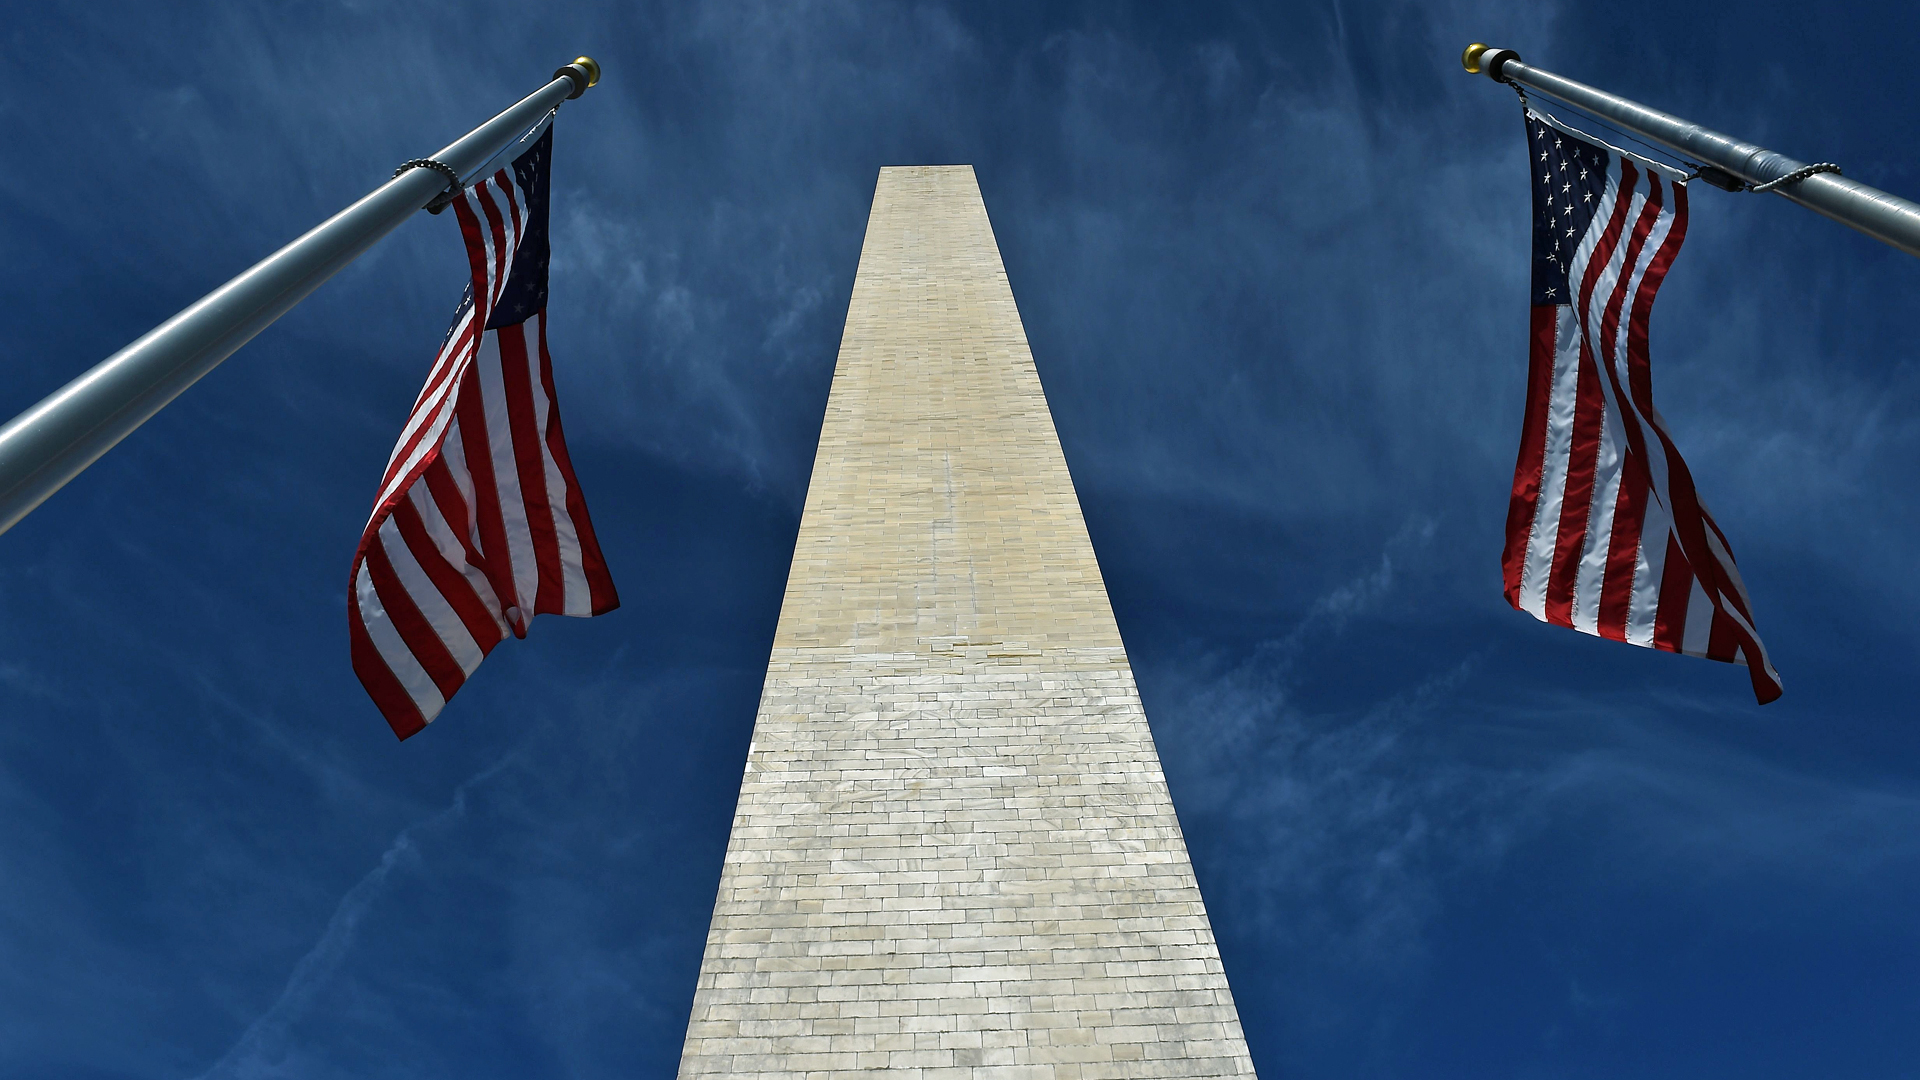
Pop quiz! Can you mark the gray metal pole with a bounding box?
[1462,44,1920,259]
[0,58,603,537]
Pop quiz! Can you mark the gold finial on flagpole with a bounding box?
[555,57,602,98]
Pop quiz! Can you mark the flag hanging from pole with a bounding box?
[350,120,618,739]
[1501,110,1781,703]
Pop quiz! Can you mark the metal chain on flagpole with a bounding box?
[0,58,602,537]
[1750,163,1843,193]
[394,158,465,213]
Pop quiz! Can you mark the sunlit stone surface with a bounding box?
[677,166,1256,1080]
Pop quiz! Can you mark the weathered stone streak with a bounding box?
[677,166,1256,1079]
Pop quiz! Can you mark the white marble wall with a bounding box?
[676,166,1256,1080]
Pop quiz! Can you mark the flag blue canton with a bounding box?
[1528,115,1610,307]
[484,127,552,330]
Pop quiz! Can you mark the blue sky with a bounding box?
[3,1,1918,1077]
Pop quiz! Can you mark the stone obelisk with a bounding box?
[677,166,1256,1079]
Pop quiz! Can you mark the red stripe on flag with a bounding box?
[1700,515,1759,626]
[1650,534,1694,653]
[1643,417,1733,627]
[349,590,427,740]
[1704,608,1741,665]
[1596,452,1650,641]
[450,196,495,327]
[1592,173,1665,476]
[364,538,466,701]
[1747,650,1784,704]
[384,320,479,474]
[455,364,522,635]
[476,176,513,307]
[423,455,482,567]
[409,313,477,412]
[536,324,620,614]
[1624,179,1687,420]
[1576,160,1640,358]
[378,394,459,501]
[499,171,524,260]
[496,323,568,615]
[1503,305,1560,607]
[1544,158,1642,627]
[1581,174,1667,642]
[1544,338,1607,625]
[1598,172,1661,386]
[392,495,504,657]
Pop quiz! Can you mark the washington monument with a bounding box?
[677,166,1257,1078]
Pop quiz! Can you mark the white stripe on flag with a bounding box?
[377,517,485,677]
[475,332,539,617]
[386,308,474,473]
[408,483,508,635]
[374,393,460,520]
[438,422,484,553]
[355,562,444,722]
[1681,576,1715,657]
[467,185,502,314]
[1518,307,1581,618]
[1570,405,1623,635]
[521,316,594,614]
[1625,494,1671,647]
[1567,164,1624,305]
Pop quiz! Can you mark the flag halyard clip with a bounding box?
[395,158,465,215]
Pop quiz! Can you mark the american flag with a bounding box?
[1501,111,1781,703]
[350,121,618,739]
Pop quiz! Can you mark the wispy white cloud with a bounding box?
[1155,522,1511,978]
[192,750,524,1080]
[1159,510,1920,1054]
[4,2,1919,1077]
[1518,702,1920,888]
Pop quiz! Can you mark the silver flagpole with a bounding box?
[0,57,603,537]
[1462,44,1920,259]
